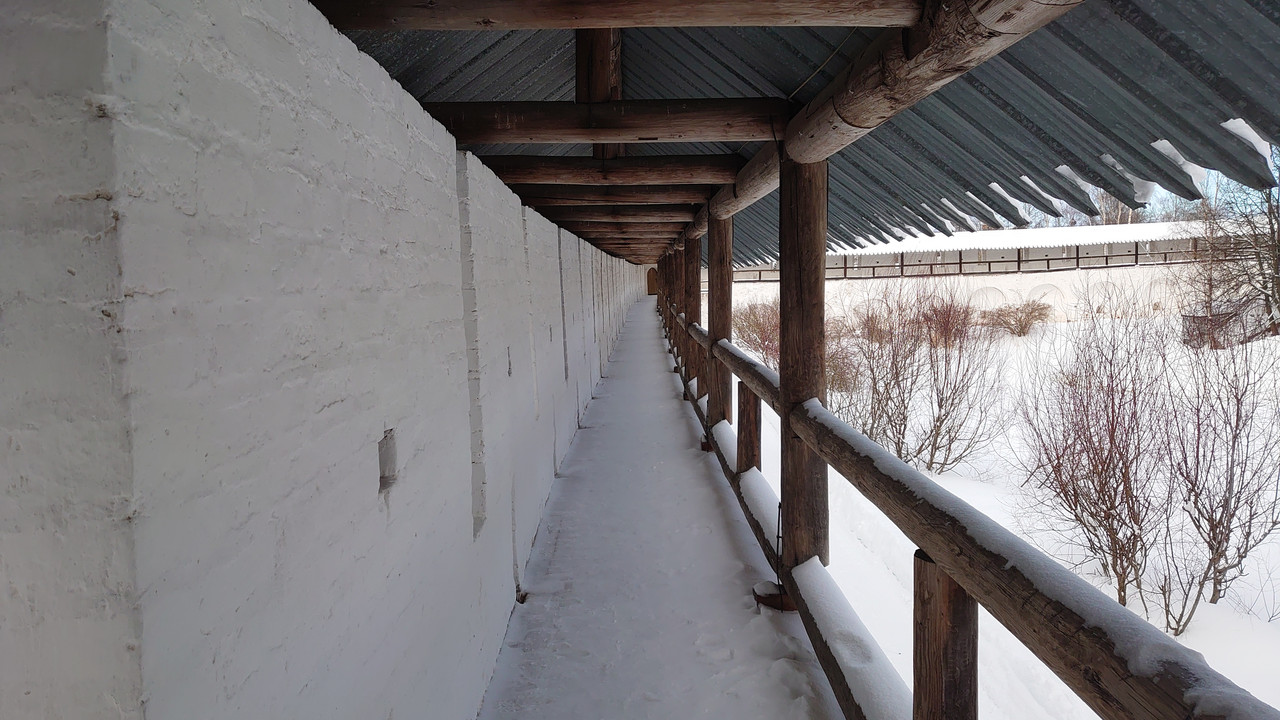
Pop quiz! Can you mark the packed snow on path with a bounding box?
[475,301,842,720]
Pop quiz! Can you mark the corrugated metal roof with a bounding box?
[345,0,1280,266]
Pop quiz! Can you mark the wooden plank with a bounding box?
[707,215,733,425]
[778,155,828,570]
[576,29,623,159]
[316,0,924,30]
[422,99,792,145]
[913,550,978,720]
[541,205,698,223]
[512,184,717,206]
[481,155,743,186]
[686,0,1082,234]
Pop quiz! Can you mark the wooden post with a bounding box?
[576,28,623,160]
[674,243,687,377]
[707,215,733,425]
[913,549,978,720]
[778,151,828,569]
[684,233,703,393]
[736,381,761,476]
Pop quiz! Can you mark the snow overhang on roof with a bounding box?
[837,221,1191,258]
[339,0,1280,267]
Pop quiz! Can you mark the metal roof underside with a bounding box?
[345,0,1280,267]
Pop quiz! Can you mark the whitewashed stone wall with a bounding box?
[0,3,144,718]
[1,1,646,719]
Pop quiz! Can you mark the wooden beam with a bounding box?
[707,215,733,425]
[481,155,743,186]
[423,99,792,146]
[316,0,924,29]
[576,29,623,159]
[559,221,685,236]
[541,205,697,224]
[512,184,717,207]
[778,154,828,570]
[679,0,1082,240]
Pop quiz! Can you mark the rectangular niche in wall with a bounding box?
[378,429,397,494]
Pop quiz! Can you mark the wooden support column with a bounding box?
[673,244,687,373]
[736,381,761,476]
[576,28,623,160]
[684,233,703,395]
[778,151,828,570]
[707,215,733,425]
[913,550,978,720]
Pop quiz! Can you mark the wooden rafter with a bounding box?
[422,99,791,145]
[540,205,698,223]
[316,0,923,30]
[679,0,1084,244]
[511,185,717,207]
[577,29,623,159]
[481,155,743,186]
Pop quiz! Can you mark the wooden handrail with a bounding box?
[659,310,1280,720]
[789,399,1279,720]
[710,340,782,413]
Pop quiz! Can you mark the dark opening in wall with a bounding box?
[378,429,397,494]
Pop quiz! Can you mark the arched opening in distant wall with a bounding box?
[646,267,658,295]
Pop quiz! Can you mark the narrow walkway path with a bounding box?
[476,300,839,720]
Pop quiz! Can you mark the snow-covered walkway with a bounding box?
[476,299,839,720]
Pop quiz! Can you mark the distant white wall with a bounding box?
[735,264,1180,321]
[1,1,645,719]
[0,3,144,718]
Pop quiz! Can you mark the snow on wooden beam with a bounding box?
[422,99,792,145]
[316,0,923,30]
[482,155,743,186]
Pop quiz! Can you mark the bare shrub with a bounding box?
[826,283,1003,473]
[982,300,1053,337]
[732,297,781,369]
[829,288,927,460]
[1018,285,1172,608]
[1155,337,1280,634]
[911,288,1004,473]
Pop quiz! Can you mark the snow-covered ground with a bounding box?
[479,298,1278,719]
[740,328,1280,719]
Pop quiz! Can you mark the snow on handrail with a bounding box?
[791,398,1280,720]
[710,339,781,413]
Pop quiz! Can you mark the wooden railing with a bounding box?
[658,300,1280,720]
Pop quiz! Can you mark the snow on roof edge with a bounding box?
[836,221,1192,258]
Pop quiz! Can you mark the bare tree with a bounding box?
[1173,147,1280,338]
[910,287,1005,473]
[1018,285,1172,608]
[1155,336,1280,634]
